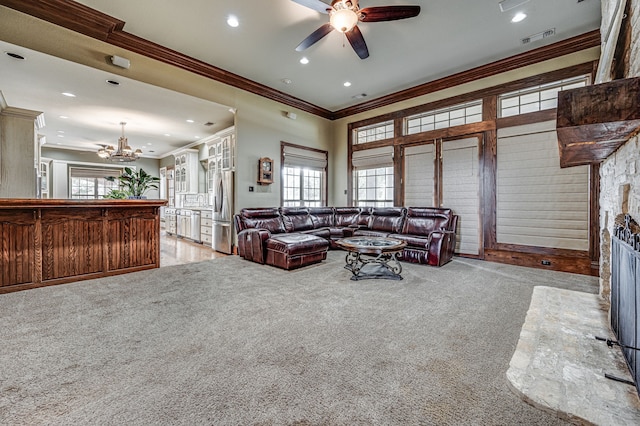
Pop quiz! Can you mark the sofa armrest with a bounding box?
[427,230,456,266]
[237,228,271,264]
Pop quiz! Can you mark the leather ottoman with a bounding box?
[265,233,329,270]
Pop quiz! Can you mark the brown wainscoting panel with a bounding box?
[0,210,36,287]
[41,208,104,281]
[108,208,159,271]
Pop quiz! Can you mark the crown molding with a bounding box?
[0,1,600,121]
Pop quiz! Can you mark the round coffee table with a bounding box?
[336,236,407,281]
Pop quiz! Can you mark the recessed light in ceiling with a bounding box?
[57,134,64,138]
[352,93,368,99]
[281,78,292,85]
[511,12,527,23]
[164,133,171,137]
[147,143,153,146]
[59,115,68,119]
[5,52,25,60]
[300,57,309,65]
[106,79,120,86]
[194,136,200,139]
[61,92,76,97]
[227,15,239,27]
[343,81,352,87]
[186,119,195,123]
[57,130,64,133]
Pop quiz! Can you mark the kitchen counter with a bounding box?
[0,198,167,293]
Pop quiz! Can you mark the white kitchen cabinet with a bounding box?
[173,149,199,194]
[206,126,235,193]
[201,209,213,246]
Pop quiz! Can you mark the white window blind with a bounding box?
[403,144,435,206]
[282,145,327,170]
[352,146,394,169]
[69,167,122,179]
[496,121,589,251]
[442,138,480,255]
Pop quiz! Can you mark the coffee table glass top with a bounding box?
[337,236,406,251]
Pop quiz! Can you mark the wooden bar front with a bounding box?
[0,199,166,293]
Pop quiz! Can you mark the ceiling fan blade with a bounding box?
[290,0,331,14]
[359,6,421,22]
[295,23,334,51]
[346,25,369,59]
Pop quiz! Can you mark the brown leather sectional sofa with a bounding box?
[233,206,458,270]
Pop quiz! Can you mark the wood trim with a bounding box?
[589,163,600,273]
[496,109,558,128]
[352,139,394,152]
[333,31,600,119]
[1,1,599,121]
[347,123,354,205]
[348,62,595,131]
[484,248,595,276]
[398,122,496,145]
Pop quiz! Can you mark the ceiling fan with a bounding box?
[292,0,421,59]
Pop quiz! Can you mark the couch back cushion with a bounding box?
[334,207,361,227]
[281,207,314,232]
[369,207,406,233]
[402,207,454,235]
[309,207,334,228]
[238,208,285,233]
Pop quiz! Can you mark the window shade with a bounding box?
[352,146,394,169]
[496,121,589,251]
[69,167,122,179]
[282,146,327,170]
[404,144,435,206]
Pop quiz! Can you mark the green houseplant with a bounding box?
[105,167,160,199]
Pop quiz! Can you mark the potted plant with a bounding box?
[105,167,160,199]
[103,188,130,199]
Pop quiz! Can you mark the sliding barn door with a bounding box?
[442,137,481,256]
[404,143,436,206]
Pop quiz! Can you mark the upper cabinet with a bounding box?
[173,149,199,194]
[206,126,235,192]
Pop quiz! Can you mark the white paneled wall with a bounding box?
[497,121,589,251]
[404,144,435,207]
[442,138,480,255]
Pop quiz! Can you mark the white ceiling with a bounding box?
[0,0,601,158]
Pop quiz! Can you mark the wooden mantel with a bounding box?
[556,77,640,168]
[0,198,167,293]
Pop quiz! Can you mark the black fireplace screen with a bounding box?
[611,214,640,396]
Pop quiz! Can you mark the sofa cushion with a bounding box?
[266,233,329,256]
[238,208,285,234]
[309,207,334,228]
[281,207,314,232]
[402,207,453,235]
[368,207,406,233]
[334,207,361,227]
[388,233,431,249]
[352,229,391,238]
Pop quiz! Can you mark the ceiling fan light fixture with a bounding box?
[330,2,359,33]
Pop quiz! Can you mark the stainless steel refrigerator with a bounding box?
[212,170,234,254]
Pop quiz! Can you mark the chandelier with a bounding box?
[97,122,142,162]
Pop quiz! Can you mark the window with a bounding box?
[354,120,394,145]
[404,100,483,135]
[69,167,121,199]
[282,167,323,207]
[499,75,589,117]
[281,143,327,207]
[353,167,394,207]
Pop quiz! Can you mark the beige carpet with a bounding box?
[0,252,598,425]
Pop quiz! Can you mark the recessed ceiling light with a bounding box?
[147,143,153,146]
[281,78,292,85]
[5,52,25,60]
[59,115,68,119]
[227,15,239,27]
[300,57,309,65]
[512,12,527,23]
[57,134,64,138]
[344,81,352,87]
[57,130,65,133]
[186,119,195,123]
[61,92,76,97]
[164,133,171,137]
[194,136,200,139]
